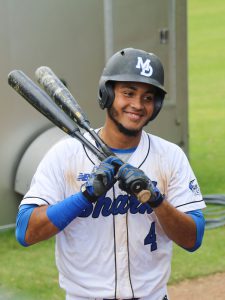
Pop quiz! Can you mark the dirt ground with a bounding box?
[168,272,225,299]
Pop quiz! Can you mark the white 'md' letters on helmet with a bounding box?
[136,57,153,77]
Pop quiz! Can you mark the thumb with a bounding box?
[92,176,106,196]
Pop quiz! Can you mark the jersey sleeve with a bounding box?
[166,146,206,212]
[20,139,68,207]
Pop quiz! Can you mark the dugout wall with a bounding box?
[0,0,188,227]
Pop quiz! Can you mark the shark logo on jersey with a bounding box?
[77,172,157,218]
[79,194,153,218]
[189,179,201,196]
[136,57,153,77]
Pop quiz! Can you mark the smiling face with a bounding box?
[107,81,156,137]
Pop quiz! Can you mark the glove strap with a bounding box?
[148,193,165,208]
[81,185,98,203]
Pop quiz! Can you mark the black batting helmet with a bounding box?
[98,48,167,121]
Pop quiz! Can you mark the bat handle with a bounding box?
[88,128,115,158]
[129,179,151,203]
[111,160,151,203]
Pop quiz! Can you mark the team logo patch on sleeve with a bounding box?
[189,179,201,195]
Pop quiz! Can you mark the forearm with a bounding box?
[153,200,197,249]
[25,205,59,245]
[17,158,117,247]
[17,192,93,246]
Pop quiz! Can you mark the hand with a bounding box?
[102,155,123,170]
[117,163,165,208]
[81,156,122,202]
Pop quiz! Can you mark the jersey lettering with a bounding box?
[79,194,153,218]
[144,221,157,251]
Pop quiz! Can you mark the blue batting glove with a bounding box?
[81,156,121,202]
[101,156,123,169]
[117,163,164,208]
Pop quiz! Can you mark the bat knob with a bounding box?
[137,190,151,203]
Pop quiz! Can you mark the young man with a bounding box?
[16,48,206,300]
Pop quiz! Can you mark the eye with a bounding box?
[143,94,154,102]
[123,90,134,98]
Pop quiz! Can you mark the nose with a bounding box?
[130,96,144,110]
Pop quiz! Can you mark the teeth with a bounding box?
[127,112,141,120]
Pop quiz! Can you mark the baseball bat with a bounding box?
[35,67,151,202]
[35,66,113,158]
[8,70,151,203]
[8,70,106,161]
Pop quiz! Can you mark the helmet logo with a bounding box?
[136,57,153,77]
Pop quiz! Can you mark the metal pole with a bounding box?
[103,0,114,62]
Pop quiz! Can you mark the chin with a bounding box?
[117,123,141,137]
[107,107,148,136]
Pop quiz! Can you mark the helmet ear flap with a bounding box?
[150,90,165,121]
[98,81,115,109]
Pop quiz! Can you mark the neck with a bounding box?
[99,122,142,149]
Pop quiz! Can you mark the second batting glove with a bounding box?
[117,163,165,208]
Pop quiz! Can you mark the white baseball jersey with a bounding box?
[21,130,206,300]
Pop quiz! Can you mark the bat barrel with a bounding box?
[35,66,115,158]
[35,66,90,129]
[8,70,79,137]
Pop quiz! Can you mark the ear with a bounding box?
[98,81,115,109]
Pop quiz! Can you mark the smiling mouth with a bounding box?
[125,111,143,121]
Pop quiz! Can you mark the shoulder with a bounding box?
[143,131,184,157]
[41,131,99,168]
[46,135,85,157]
[35,136,86,172]
[142,131,190,174]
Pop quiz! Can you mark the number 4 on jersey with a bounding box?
[144,221,157,251]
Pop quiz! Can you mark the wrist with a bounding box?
[148,193,165,208]
[81,184,98,203]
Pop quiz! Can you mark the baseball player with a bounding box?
[16,48,206,300]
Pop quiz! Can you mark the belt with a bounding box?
[103,296,167,300]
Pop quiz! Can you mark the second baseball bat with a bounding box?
[35,66,113,158]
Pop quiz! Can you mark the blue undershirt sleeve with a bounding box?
[184,209,205,252]
[16,192,92,247]
[46,192,92,231]
[16,204,38,247]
